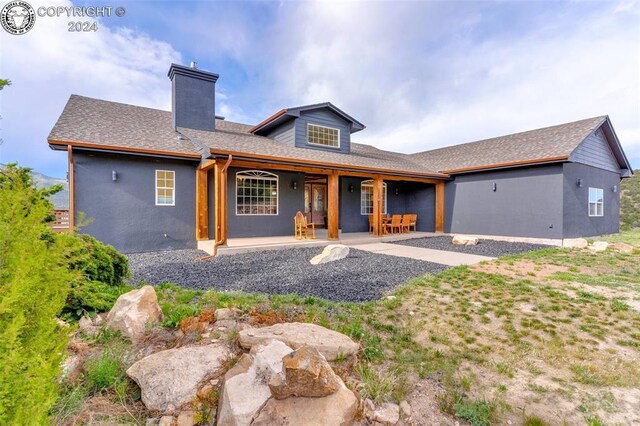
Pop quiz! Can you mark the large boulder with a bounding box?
[452,235,479,246]
[563,238,588,249]
[589,241,609,252]
[127,344,230,412]
[610,242,634,254]
[217,340,293,426]
[369,402,400,425]
[238,322,359,361]
[310,244,350,265]
[106,285,163,341]
[251,383,358,426]
[269,345,341,399]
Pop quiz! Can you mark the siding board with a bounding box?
[570,130,620,173]
[295,109,351,153]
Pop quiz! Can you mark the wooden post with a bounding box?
[435,181,445,233]
[67,145,75,232]
[372,176,383,236]
[213,157,232,246]
[196,168,209,240]
[327,171,339,240]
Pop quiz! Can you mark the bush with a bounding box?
[0,164,82,423]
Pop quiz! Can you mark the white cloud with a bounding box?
[0,0,181,175]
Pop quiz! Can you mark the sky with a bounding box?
[0,0,638,178]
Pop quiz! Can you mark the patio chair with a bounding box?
[401,214,412,233]
[409,214,417,232]
[368,214,374,233]
[384,214,402,234]
[294,211,316,240]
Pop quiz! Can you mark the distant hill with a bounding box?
[620,171,640,230]
[32,171,69,210]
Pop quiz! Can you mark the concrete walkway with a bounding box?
[348,242,495,266]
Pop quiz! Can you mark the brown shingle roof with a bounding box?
[411,116,607,173]
[48,95,201,158]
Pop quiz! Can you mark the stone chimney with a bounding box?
[168,62,219,131]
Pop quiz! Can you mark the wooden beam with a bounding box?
[435,181,445,233]
[336,169,445,184]
[200,159,217,171]
[230,159,333,176]
[372,176,384,236]
[67,145,75,232]
[327,171,339,240]
[195,167,209,240]
[213,156,232,246]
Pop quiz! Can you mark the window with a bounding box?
[155,170,175,206]
[307,123,340,148]
[361,180,387,215]
[588,187,603,217]
[236,170,278,215]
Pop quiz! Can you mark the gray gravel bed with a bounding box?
[391,236,549,257]
[127,247,447,302]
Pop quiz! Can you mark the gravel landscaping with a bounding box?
[127,247,447,302]
[391,236,550,257]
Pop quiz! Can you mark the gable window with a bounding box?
[236,170,278,215]
[588,187,603,217]
[307,123,340,148]
[361,180,387,215]
[155,170,175,206]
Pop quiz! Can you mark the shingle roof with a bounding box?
[411,116,608,173]
[48,95,201,158]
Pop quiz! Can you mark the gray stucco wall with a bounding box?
[226,167,305,238]
[74,151,198,253]
[295,109,351,153]
[445,165,565,239]
[562,162,621,238]
[339,177,435,233]
[171,71,216,131]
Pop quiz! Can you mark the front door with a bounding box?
[304,183,327,227]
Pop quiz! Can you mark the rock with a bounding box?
[310,244,350,265]
[217,340,293,426]
[452,235,479,246]
[145,418,160,426]
[610,242,634,254]
[589,241,609,252]
[252,382,358,426]
[127,344,230,412]
[61,354,82,382]
[269,345,341,399]
[158,416,174,426]
[78,315,101,337]
[197,383,213,400]
[239,322,358,362]
[371,402,400,425]
[399,400,411,418]
[176,411,196,426]
[215,307,243,321]
[563,238,588,249]
[106,285,163,341]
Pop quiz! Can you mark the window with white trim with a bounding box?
[155,170,175,206]
[236,170,278,215]
[588,187,603,217]
[361,180,387,215]
[307,123,340,148]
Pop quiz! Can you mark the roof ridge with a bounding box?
[412,115,608,156]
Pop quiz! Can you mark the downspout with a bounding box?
[199,155,232,259]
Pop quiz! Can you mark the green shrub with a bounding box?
[0,164,82,424]
[454,398,493,426]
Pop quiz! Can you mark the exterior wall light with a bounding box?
[492,182,497,192]
[613,185,618,193]
[349,184,354,193]
[112,170,117,181]
[576,179,583,188]
[291,180,297,190]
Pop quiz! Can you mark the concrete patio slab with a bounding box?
[348,242,494,266]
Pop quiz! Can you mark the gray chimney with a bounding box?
[168,63,219,131]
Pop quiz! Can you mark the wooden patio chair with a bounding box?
[401,214,412,233]
[294,211,315,239]
[384,214,402,234]
[409,214,417,232]
[368,214,374,233]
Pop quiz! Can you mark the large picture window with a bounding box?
[307,123,340,148]
[588,187,603,217]
[236,170,278,215]
[155,170,175,206]
[361,180,387,215]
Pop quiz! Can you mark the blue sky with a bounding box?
[1,0,638,177]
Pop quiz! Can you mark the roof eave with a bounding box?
[48,139,202,160]
[442,155,570,174]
